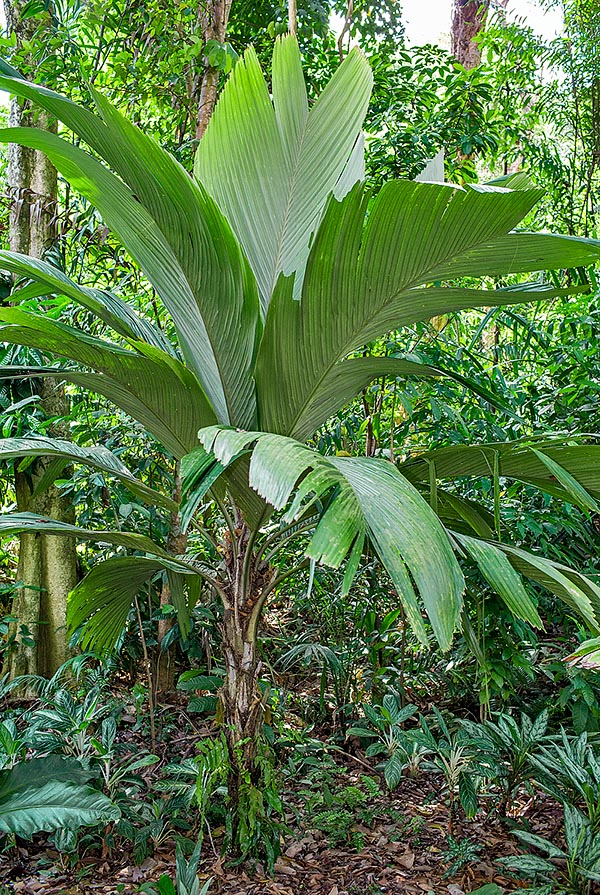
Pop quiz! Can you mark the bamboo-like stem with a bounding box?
[134,595,156,752]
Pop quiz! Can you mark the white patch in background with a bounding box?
[402,0,564,47]
[332,1,563,50]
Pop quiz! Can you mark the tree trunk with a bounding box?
[451,0,490,69]
[195,0,233,140]
[219,518,275,853]
[221,606,263,828]
[3,0,78,680]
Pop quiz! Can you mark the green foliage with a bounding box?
[460,710,550,815]
[499,806,600,895]
[530,730,600,832]
[194,735,228,844]
[0,755,119,838]
[347,694,419,789]
[415,708,482,821]
[0,34,598,670]
[139,841,212,895]
[4,7,600,881]
[225,735,284,872]
[296,768,381,850]
[442,835,482,878]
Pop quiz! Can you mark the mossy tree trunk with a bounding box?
[451,0,490,69]
[195,0,233,139]
[3,0,78,679]
[220,518,275,851]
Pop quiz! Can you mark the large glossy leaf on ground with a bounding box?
[0,251,173,352]
[194,35,373,310]
[198,426,464,649]
[0,437,176,511]
[401,441,600,506]
[0,77,261,428]
[257,180,599,438]
[0,309,214,457]
[0,756,119,836]
[68,556,193,652]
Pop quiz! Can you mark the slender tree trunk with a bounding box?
[3,0,78,679]
[220,517,274,851]
[288,0,297,35]
[195,0,233,139]
[451,0,490,69]
[221,606,263,824]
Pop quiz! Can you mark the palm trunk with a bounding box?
[221,606,263,825]
[219,519,276,854]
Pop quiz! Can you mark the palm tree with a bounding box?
[1,36,600,856]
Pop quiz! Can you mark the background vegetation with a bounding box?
[2,1,600,893]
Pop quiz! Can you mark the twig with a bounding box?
[334,748,374,773]
[205,818,219,858]
[134,595,156,752]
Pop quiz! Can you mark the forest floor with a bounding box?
[1,691,559,895]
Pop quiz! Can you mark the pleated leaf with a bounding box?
[0,251,172,352]
[431,232,600,279]
[495,541,600,632]
[0,436,176,511]
[0,309,215,457]
[180,447,228,533]
[289,353,524,440]
[198,426,464,649]
[0,512,194,568]
[401,440,600,507]
[68,555,193,652]
[530,447,600,512]
[195,35,373,309]
[257,180,599,438]
[454,532,542,627]
[0,77,261,428]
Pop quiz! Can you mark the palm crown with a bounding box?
[1,36,600,656]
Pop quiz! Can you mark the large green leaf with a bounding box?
[401,440,600,506]
[0,512,194,569]
[195,35,373,309]
[0,79,261,428]
[0,251,172,352]
[256,180,598,439]
[0,308,214,456]
[431,232,600,279]
[0,756,119,836]
[0,436,176,511]
[288,352,525,439]
[435,490,496,539]
[198,426,464,649]
[494,541,600,632]
[68,555,193,652]
[454,532,542,627]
